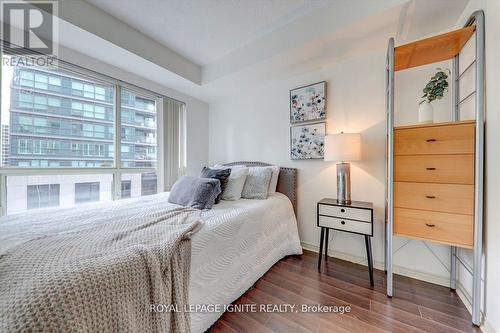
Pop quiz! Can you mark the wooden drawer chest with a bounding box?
[393,120,475,249]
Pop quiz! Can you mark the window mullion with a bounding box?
[113,85,122,200]
[0,175,6,216]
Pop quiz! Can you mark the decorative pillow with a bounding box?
[222,167,249,201]
[267,165,280,194]
[200,167,231,203]
[168,176,221,210]
[241,167,273,199]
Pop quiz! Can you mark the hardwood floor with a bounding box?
[208,250,481,333]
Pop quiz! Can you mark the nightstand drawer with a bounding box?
[318,204,371,222]
[318,215,372,235]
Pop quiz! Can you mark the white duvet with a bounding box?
[190,192,303,332]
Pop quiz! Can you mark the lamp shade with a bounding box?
[324,133,361,162]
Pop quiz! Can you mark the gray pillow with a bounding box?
[241,167,273,199]
[200,167,231,204]
[168,176,221,210]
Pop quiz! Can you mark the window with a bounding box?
[1,55,184,215]
[75,182,100,204]
[48,76,61,86]
[121,172,158,198]
[27,184,60,210]
[48,97,60,107]
[141,172,157,196]
[18,139,30,154]
[121,89,157,168]
[3,61,116,168]
[121,180,131,199]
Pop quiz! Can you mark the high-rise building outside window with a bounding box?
[0,55,176,215]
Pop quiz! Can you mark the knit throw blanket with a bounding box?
[0,193,202,333]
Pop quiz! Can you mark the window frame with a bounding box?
[0,58,165,215]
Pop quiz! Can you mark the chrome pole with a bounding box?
[469,10,485,327]
[452,55,460,122]
[450,247,457,290]
[450,54,459,291]
[386,37,395,298]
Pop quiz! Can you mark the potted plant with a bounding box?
[419,68,450,123]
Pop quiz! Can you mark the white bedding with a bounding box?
[190,192,303,332]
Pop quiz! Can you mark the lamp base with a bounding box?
[337,162,351,204]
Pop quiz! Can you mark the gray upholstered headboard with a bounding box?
[222,162,297,214]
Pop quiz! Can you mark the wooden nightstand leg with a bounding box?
[318,227,325,270]
[365,235,374,286]
[324,228,329,261]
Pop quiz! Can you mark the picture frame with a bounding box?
[290,122,325,160]
[290,81,326,124]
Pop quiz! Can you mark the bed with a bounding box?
[0,162,301,333]
[190,162,302,332]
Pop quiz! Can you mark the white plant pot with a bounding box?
[418,101,434,123]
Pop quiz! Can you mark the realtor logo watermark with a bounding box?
[1,0,59,67]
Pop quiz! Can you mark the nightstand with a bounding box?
[317,198,374,286]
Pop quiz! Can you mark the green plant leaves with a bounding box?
[422,69,450,103]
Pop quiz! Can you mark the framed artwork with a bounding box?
[290,81,326,123]
[290,122,325,160]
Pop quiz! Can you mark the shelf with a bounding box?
[395,26,476,71]
[394,120,475,130]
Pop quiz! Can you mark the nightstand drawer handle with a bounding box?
[340,208,345,213]
[425,195,436,199]
[341,221,346,225]
[426,138,437,142]
[425,223,436,227]
[426,167,436,170]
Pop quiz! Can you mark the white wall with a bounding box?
[395,60,453,126]
[209,48,457,285]
[58,46,209,178]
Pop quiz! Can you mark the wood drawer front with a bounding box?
[394,208,473,248]
[318,215,372,235]
[394,155,474,184]
[394,182,474,215]
[318,204,372,222]
[394,122,475,155]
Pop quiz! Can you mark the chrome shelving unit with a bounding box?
[385,10,485,326]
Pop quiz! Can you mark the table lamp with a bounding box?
[324,132,361,204]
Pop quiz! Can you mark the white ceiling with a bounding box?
[55,0,469,103]
[85,0,333,66]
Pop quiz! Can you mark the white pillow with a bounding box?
[241,167,273,199]
[213,164,279,195]
[267,165,280,194]
[221,167,249,201]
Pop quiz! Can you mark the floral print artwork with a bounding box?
[290,122,325,160]
[290,82,326,123]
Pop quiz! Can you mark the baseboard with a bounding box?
[455,281,472,313]
[456,278,490,331]
[481,319,498,333]
[301,241,449,287]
